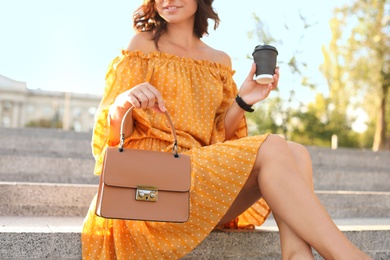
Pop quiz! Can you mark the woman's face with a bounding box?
[155,0,198,25]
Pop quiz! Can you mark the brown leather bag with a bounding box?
[95,107,191,222]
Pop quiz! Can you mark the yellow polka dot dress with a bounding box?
[82,50,271,259]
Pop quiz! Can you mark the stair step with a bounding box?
[0,126,91,139]
[0,155,98,184]
[1,128,389,171]
[0,127,91,157]
[0,127,389,259]
[1,182,389,219]
[0,182,97,217]
[316,190,390,218]
[1,154,389,191]
[308,146,390,170]
[0,216,389,259]
[313,167,390,191]
[0,217,82,259]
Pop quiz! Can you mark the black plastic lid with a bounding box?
[252,45,278,55]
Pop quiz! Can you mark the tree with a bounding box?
[321,0,390,151]
[246,13,317,140]
[287,92,360,147]
[246,12,356,146]
[246,93,294,138]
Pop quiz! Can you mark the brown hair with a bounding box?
[133,0,220,47]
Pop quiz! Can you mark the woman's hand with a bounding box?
[238,63,280,105]
[113,82,166,113]
[107,82,166,144]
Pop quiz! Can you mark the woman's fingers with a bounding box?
[133,88,153,109]
[126,83,166,112]
[245,63,257,82]
[146,85,166,112]
[272,67,280,89]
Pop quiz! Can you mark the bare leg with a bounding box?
[272,142,314,259]
[218,141,315,259]
[217,135,370,259]
[256,135,370,259]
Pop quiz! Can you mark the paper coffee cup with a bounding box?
[252,45,278,84]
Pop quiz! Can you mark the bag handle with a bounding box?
[118,107,179,157]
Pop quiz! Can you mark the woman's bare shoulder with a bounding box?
[205,46,232,68]
[127,32,157,54]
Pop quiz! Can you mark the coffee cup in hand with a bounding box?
[252,45,278,84]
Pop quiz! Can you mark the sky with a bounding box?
[0,0,349,104]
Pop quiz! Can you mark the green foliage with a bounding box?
[246,96,286,136]
[25,118,63,129]
[290,93,360,148]
[289,110,332,147]
[359,120,376,148]
[321,0,390,150]
[247,3,390,149]
[247,93,362,148]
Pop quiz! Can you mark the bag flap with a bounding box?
[103,147,191,192]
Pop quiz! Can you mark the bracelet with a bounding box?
[235,94,254,112]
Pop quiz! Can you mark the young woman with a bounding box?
[82,0,371,259]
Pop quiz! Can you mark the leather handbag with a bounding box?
[95,107,191,222]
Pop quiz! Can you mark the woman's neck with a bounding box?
[159,21,204,54]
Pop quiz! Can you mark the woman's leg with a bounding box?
[256,135,370,259]
[218,141,315,259]
[272,141,314,259]
[217,135,370,259]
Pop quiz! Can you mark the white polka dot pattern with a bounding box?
[82,51,270,259]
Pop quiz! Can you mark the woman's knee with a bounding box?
[257,135,312,176]
[259,135,311,164]
[287,141,311,163]
[287,141,314,188]
[260,134,292,156]
[255,134,291,169]
[264,134,290,150]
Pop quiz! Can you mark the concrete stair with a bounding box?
[0,127,389,259]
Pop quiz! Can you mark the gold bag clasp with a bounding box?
[136,186,158,202]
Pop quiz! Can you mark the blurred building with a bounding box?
[0,74,101,132]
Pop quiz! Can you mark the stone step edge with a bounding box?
[1,216,390,232]
[3,181,390,194]
[2,182,390,219]
[1,217,389,259]
[2,181,390,200]
[1,152,389,170]
[0,181,97,188]
[316,190,390,195]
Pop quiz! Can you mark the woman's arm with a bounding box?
[224,100,246,140]
[224,63,279,140]
[107,32,164,145]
